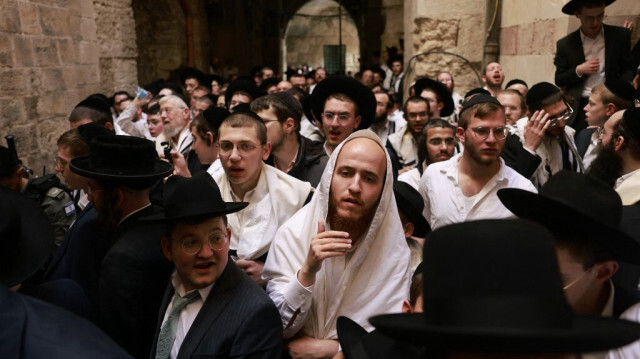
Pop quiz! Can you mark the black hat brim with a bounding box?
[370,313,640,354]
[311,76,376,130]
[70,156,173,187]
[337,317,369,359]
[413,78,455,117]
[562,0,616,15]
[498,188,640,264]
[144,201,249,222]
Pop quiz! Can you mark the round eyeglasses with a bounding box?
[180,233,227,255]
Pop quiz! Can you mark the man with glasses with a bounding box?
[554,0,634,133]
[150,172,282,359]
[502,82,583,188]
[419,94,536,230]
[212,111,312,286]
[387,96,431,176]
[311,76,376,156]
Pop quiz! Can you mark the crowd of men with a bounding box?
[6,0,640,358]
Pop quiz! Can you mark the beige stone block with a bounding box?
[77,64,100,86]
[501,54,555,86]
[75,41,99,65]
[79,17,97,42]
[19,2,41,35]
[0,97,26,127]
[0,4,20,33]
[531,20,556,55]
[41,69,65,92]
[40,6,70,36]
[0,32,12,66]
[13,36,34,67]
[33,37,60,67]
[23,96,39,120]
[57,38,74,66]
[6,124,38,159]
[500,25,518,56]
[62,67,78,89]
[36,91,55,118]
[0,69,32,96]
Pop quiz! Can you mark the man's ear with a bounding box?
[482,75,487,85]
[456,127,466,144]
[401,299,413,314]
[284,118,296,135]
[206,131,215,146]
[614,136,626,152]
[262,142,272,160]
[161,237,173,262]
[402,221,415,238]
[605,103,617,117]
[105,122,114,132]
[595,260,619,282]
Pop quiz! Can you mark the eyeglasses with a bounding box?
[180,233,227,255]
[322,112,353,124]
[548,104,573,124]
[428,138,455,146]
[407,111,429,119]
[218,141,259,157]
[467,127,508,140]
[562,267,593,291]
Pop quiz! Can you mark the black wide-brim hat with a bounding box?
[562,0,616,15]
[498,170,640,264]
[70,135,173,188]
[413,78,455,117]
[370,219,640,354]
[225,77,264,107]
[146,171,248,221]
[337,316,423,359]
[0,187,54,287]
[393,181,430,238]
[311,76,376,130]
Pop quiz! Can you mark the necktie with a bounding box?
[155,290,201,359]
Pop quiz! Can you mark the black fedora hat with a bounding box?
[70,135,173,188]
[225,77,264,108]
[149,171,248,221]
[413,77,455,117]
[562,0,616,15]
[0,187,54,287]
[498,170,640,264]
[311,76,376,130]
[337,316,423,359]
[393,181,430,238]
[370,219,640,355]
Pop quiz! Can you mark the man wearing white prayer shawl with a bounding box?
[213,111,312,286]
[263,130,411,358]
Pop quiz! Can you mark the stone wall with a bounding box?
[0,0,137,173]
[379,0,403,57]
[500,0,640,87]
[285,0,360,75]
[403,0,487,98]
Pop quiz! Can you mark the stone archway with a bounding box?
[284,0,360,76]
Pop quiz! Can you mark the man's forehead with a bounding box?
[324,97,356,110]
[336,138,386,171]
[219,124,259,141]
[427,127,454,138]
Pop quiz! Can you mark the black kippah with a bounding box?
[605,78,635,103]
[77,122,112,145]
[526,82,561,109]
[271,92,303,121]
[460,94,502,115]
[506,79,528,89]
[202,107,230,132]
[623,107,640,142]
[75,96,112,116]
[464,88,491,99]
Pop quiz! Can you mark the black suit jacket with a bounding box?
[150,259,283,359]
[0,285,132,359]
[575,127,597,158]
[554,24,634,126]
[98,205,174,359]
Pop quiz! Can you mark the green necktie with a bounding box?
[155,290,201,359]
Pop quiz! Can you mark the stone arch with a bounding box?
[284,0,360,76]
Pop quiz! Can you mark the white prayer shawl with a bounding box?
[264,130,411,339]
[387,125,418,168]
[214,163,312,260]
[514,117,577,187]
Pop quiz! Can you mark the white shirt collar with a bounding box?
[615,168,640,189]
[171,271,214,303]
[580,26,605,42]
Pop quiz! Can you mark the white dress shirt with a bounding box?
[580,28,606,98]
[419,153,537,230]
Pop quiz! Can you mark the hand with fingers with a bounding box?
[298,220,351,287]
[236,259,266,286]
[523,110,551,152]
[576,58,600,76]
[170,150,192,177]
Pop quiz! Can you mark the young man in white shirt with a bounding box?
[419,94,536,230]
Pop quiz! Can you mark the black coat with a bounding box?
[265,135,328,188]
[98,205,173,359]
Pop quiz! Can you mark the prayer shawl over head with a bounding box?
[214,163,312,260]
[263,130,411,339]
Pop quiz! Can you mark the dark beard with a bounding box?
[327,196,378,242]
[587,141,622,187]
[372,113,387,126]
